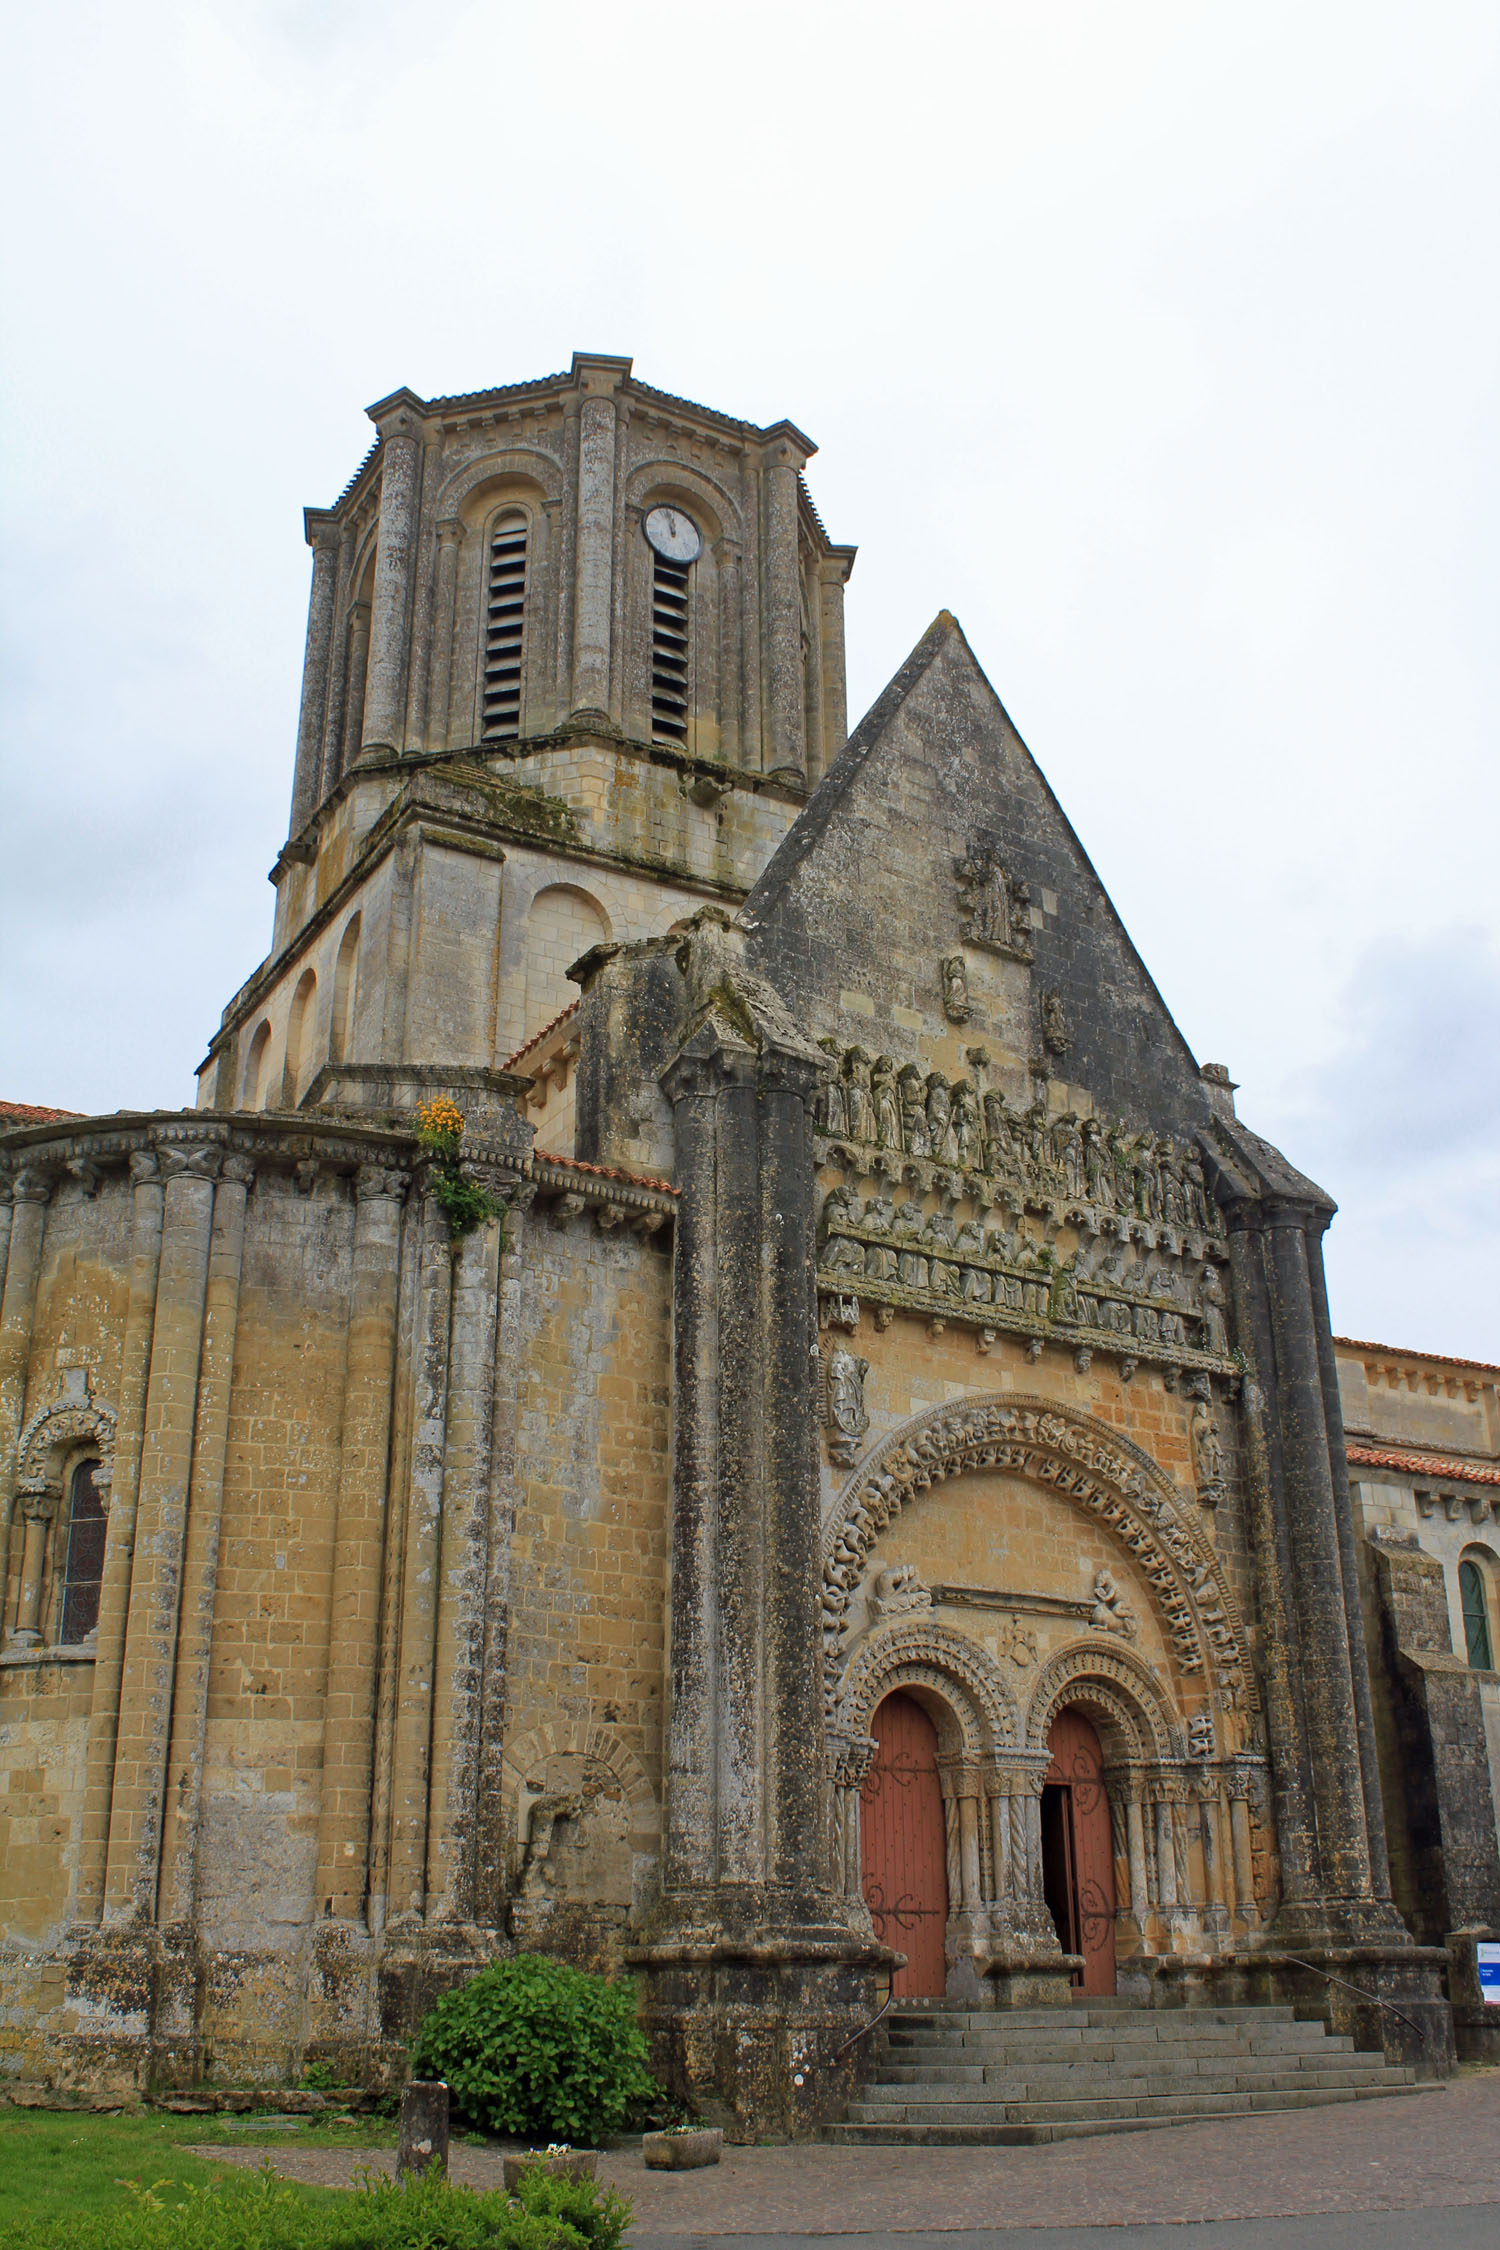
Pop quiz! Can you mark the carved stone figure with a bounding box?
[1090,1567,1137,1639]
[925,1073,956,1164]
[898,1065,931,1157]
[826,1346,870,1467]
[950,1079,982,1169]
[1052,1112,1085,1200]
[861,1192,897,1281]
[1081,1116,1114,1209]
[1187,1712,1215,1760]
[844,1047,876,1143]
[1159,1142,1189,1230]
[1041,989,1070,1056]
[813,1038,847,1136]
[871,1056,902,1149]
[941,954,972,1024]
[1192,1397,1227,1505]
[869,1562,932,1621]
[1150,1264,1187,1346]
[1199,1265,1229,1356]
[892,1198,929,1291]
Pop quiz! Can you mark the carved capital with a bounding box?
[355,1163,410,1204]
[220,1154,256,1190]
[128,1150,160,1189]
[156,1142,224,1183]
[16,1479,62,1524]
[11,1168,54,1206]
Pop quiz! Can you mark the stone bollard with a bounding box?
[396,2080,450,2179]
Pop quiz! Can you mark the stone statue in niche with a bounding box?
[1052,1112,1085,1200]
[925,1072,956,1163]
[869,1563,932,1621]
[844,1047,876,1143]
[898,1065,931,1157]
[924,1208,960,1297]
[814,1039,848,1136]
[871,1056,902,1149]
[949,1080,981,1169]
[892,1199,930,1291]
[1090,1567,1137,1639]
[1149,1264,1188,1346]
[954,843,1035,959]
[825,1346,870,1467]
[941,954,972,1024]
[1041,989,1070,1056]
[1191,1394,1227,1506]
[1199,1265,1230,1356]
[861,1192,898,1281]
[1082,1117,1115,1210]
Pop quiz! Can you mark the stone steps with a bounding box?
[825,1999,1432,2146]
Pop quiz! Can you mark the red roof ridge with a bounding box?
[505,1001,581,1071]
[1346,1442,1500,1489]
[528,1150,678,1197]
[1335,1335,1500,1379]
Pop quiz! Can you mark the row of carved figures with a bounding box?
[818,1186,1233,1357]
[812,1049,1225,1233]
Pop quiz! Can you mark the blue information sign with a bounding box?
[1478,1942,1500,2006]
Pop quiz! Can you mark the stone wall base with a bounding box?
[1202,1944,1455,2076]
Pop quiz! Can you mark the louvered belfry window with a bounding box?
[482,511,528,739]
[650,548,691,743]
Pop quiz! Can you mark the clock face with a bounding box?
[644,505,702,565]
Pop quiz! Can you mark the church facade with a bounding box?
[1,355,1496,2133]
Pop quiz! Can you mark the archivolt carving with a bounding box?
[13,1397,116,1513]
[439,447,567,517]
[836,1617,1018,1752]
[820,1393,1249,1713]
[1023,1641,1176,1760]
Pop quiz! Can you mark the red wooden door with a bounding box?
[1045,1708,1117,1995]
[861,1692,949,1999]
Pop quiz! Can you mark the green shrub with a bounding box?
[411,1956,658,2145]
[0,2162,628,2250]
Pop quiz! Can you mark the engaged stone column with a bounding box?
[424,519,463,753]
[9,1488,58,1646]
[76,1150,165,1928]
[288,513,340,835]
[314,1165,408,1924]
[103,1139,222,1924]
[156,1154,254,1936]
[339,601,373,779]
[570,391,617,717]
[0,1168,52,1539]
[361,401,424,756]
[763,449,806,776]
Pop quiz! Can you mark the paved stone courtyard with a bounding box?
[198,2068,1500,2237]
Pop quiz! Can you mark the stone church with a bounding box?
[2,354,1497,2135]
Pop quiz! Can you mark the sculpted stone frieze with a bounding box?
[819,1395,1251,1719]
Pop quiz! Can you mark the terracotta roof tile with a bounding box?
[1346,1442,1500,1489]
[505,1001,580,1070]
[1336,1335,1500,1378]
[528,1150,677,1196]
[0,1100,86,1125]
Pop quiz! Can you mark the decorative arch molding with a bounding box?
[836,1616,1019,1754]
[14,1396,117,1514]
[624,459,743,548]
[500,1715,657,1858]
[1023,1640,1177,1762]
[821,1393,1250,1716]
[439,447,567,519]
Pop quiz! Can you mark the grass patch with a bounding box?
[0,2113,357,2229]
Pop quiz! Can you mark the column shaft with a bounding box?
[12,1508,50,1642]
[103,1148,219,1922]
[289,526,340,834]
[361,430,422,754]
[385,1196,454,1920]
[1266,1214,1374,1901]
[340,603,372,777]
[570,395,617,714]
[763,459,805,775]
[76,1154,164,1925]
[156,1158,251,1931]
[1125,1797,1150,1923]
[313,1170,407,1922]
[0,1173,51,1536]
[1230,1795,1256,1918]
[424,521,463,753]
[425,1208,504,1922]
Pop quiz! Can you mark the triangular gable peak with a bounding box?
[741,612,1209,1138]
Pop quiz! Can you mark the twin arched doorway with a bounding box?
[860,1691,1117,1999]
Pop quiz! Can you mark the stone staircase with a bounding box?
[827,1999,1434,2145]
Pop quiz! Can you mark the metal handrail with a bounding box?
[1277,1953,1425,2043]
[828,1982,894,2064]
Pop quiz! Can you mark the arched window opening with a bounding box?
[281,968,317,1108]
[1460,1558,1494,1670]
[241,1020,271,1110]
[482,512,529,740]
[523,884,610,1044]
[329,914,361,1066]
[650,546,691,744]
[59,1461,107,1644]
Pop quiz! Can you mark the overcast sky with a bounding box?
[2,1,1496,1357]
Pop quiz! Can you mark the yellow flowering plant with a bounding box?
[413,1098,508,1242]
